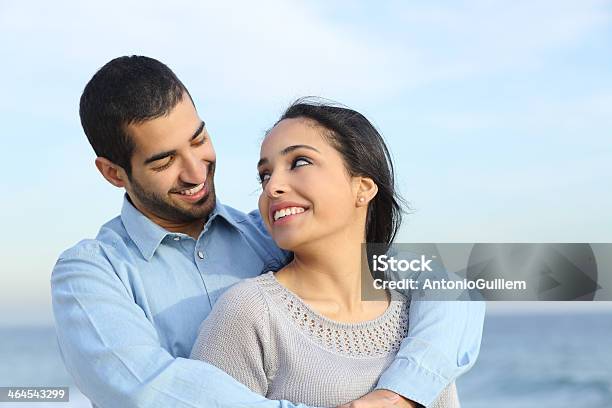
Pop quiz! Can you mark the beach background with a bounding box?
[1,1,611,407]
[2,310,612,408]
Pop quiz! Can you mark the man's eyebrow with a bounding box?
[257,144,320,168]
[143,121,206,165]
[190,121,205,141]
[144,149,176,165]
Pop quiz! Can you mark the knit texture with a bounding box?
[191,272,459,407]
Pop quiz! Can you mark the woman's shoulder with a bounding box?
[389,288,409,305]
[191,276,272,366]
[215,275,269,308]
[206,275,276,330]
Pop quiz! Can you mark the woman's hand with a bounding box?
[338,389,419,408]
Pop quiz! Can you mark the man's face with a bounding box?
[123,93,217,227]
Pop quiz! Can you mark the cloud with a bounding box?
[390,0,611,81]
[1,0,609,120]
[0,0,412,114]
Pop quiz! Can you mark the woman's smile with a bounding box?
[269,201,310,225]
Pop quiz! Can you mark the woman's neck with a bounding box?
[275,232,388,323]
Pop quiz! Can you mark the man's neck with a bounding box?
[127,195,208,239]
[161,221,206,240]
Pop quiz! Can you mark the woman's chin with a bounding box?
[273,235,304,253]
[277,241,299,252]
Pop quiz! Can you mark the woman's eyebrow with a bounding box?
[257,144,320,168]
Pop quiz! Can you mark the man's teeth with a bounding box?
[274,207,305,221]
[178,183,205,196]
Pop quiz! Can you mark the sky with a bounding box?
[1,0,611,325]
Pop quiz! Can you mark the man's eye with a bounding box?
[292,157,311,169]
[153,156,174,171]
[193,136,206,146]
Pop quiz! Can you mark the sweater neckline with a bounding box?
[259,271,406,330]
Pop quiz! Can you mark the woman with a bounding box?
[190,99,458,407]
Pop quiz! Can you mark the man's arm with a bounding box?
[51,243,311,408]
[375,301,486,407]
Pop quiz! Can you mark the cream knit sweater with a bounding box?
[191,272,459,408]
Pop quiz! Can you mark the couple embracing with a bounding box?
[51,56,485,408]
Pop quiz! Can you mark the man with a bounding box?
[51,56,485,408]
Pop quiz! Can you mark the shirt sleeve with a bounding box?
[190,281,272,397]
[51,242,309,408]
[375,300,486,407]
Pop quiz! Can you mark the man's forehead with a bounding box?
[128,108,203,155]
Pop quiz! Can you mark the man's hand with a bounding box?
[338,389,419,408]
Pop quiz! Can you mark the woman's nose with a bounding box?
[265,172,290,198]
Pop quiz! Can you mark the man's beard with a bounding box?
[129,163,216,224]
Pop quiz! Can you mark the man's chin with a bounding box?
[195,193,213,207]
[171,193,215,219]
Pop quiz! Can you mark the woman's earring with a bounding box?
[359,197,365,203]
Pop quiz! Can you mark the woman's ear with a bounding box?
[95,157,128,188]
[356,177,378,207]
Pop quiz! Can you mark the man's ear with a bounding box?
[356,177,378,207]
[95,157,128,188]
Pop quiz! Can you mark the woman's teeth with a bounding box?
[274,207,305,221]
[178,183,205,196]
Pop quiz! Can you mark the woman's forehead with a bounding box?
[262,118,328,150]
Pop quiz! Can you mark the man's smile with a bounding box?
[172,182,207,202]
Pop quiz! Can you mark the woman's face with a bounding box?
[257,118,362,251]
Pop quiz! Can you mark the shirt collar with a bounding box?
[120,195,243,261]
[209,199,243,230]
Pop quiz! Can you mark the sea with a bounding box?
[1,312,611,408]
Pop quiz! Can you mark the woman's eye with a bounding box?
[258,173,271,184]
[292,157,311,169]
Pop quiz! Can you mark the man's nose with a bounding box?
[180,153,207,184]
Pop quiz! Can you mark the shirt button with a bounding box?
[173,236,180,241]
[197,251,205,259]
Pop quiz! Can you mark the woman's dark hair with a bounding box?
[276,98,405,249]
[79,55,190,178]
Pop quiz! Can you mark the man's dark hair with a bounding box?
[79,55,190,178]
[276,98,407,252]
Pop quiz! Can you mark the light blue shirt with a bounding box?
[51,196,485,408]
